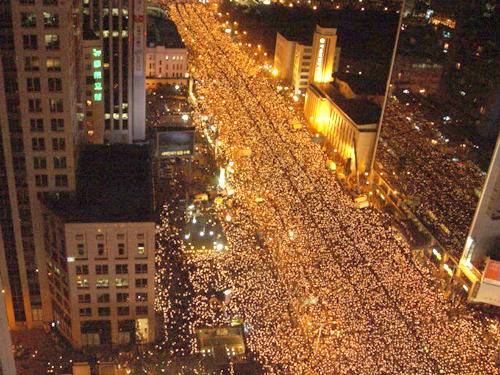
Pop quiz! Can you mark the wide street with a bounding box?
[152,2,499,374]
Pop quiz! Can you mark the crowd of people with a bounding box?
[378,99,486,258]
[152,2,499,374]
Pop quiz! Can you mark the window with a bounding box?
[46,58,61,71]
[117,306,129,316]
[76,278,89,288]
[20,0,35,4]
[50,118,64,131]
[96,234,104,240]
[21,12,36,28]
[116,292,129,303]
[96,278,109,288]
[75,265,89,275]
[43,0,58,5]
[30,119,44,132]
[32,137,45,151]
[97,243,106,257]
[97,293,110,303]
[135,292,148,302]
[79,307,91,316]
[95,264,108,275]
[35,174,48,187]
[44,34,59,49]
[23,35,38,49]
[98,307,110,316]
[137,243,145,255]
[55,174,67,187]
[136,306,148,315]
[33,157,47,169]
[48,78,62,92]
[115,264,128,274]
[115,278,129,288]
[49,99,63,112]
[52,138,65,151]
[25,56,40,71]
[78,294,91,303]
[76,243,85,258]
[117,243,126,257]
[27,78,41,92]
[53,156,66,169]
[28,98,42,112]
[135,264,147,274]
[135,278,147,288]
[43,12,59,28]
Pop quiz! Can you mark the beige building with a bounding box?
[0,0,82,329]
[41,144,156,347]
[273,26,340,94]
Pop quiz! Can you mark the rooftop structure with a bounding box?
[44,145,154,223]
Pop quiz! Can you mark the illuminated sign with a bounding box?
[314,37,326,82]
[92,48,103,101]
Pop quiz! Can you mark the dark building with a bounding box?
[440,0,498,140]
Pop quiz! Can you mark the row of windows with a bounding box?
[32,137,65,151]
[28,98,63,113]
[75,233,144,241]
[25,77,62,92]
[79,305,148,317]
[35,174,67,187]
[76,278,148,289]
[20,0,58,5]
[30,118,65,132]
[20,12,59,28]
[34,156,66,169]
[23,34,60,51]
[76,242,146,258]
[78,292,148,304]
[76,264,148,275]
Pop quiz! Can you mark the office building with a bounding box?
[145,15,188,90]
[303,24,383,179]
[41,144,156,347]
[82,0,146,143]
[0,0,81,329]
[458,135,500,306]
[273,27,340,94]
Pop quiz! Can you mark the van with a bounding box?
[193,193,209,203]
[355,200,370,209]
[354,194,368,204]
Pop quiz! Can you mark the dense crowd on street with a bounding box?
[379,99,486,258]
[151,3,500,374]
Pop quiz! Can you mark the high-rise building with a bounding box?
[82,0,146,144]
[458,134,500,306]
[0,0,82,329]
[41,144,156,347]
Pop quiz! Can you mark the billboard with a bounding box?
[156,127,195,158]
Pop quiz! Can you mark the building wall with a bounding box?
[459,135,500,305]
[83,0,146,144]
[43,219,156,348]
[0,275,16,375]
[273,33,296,81]
[304,85,377,175]
[145,47,188,79]
[0,0,80,329]
[292,44,312,94]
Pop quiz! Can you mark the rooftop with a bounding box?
[314,83,381,125]
[44,145,154,223]
[147,14,185,49]
[334,72,386,96]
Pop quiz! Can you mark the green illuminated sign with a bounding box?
[92,48,102,102]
